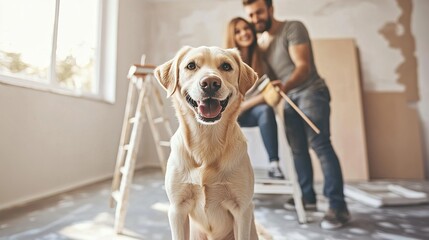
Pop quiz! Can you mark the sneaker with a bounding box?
[320,208,351,230]
[268,166,285,179]
[283,198,317,211]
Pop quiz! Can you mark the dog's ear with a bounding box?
[154,46,192,97]
[228,48,258,95]
[238,61,258,95]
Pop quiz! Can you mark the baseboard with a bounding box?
[0,164,160,212]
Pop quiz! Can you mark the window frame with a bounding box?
[0,0,118,104]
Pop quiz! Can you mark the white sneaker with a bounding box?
[320,208,351,230]
[268,166,285,179]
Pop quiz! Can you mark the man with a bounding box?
[243,0,351,229]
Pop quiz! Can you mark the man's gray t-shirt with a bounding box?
[261,21,325,94]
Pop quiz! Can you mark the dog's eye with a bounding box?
[186,62,196,70]
[221,62,232,71]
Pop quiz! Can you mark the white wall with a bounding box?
[0,0,151,210]
[1,0,428,210]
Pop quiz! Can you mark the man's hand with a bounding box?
[270,80,283,90]
[270,79,294,94]
[262,81,282,107]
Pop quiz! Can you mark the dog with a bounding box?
[154,46,259,240]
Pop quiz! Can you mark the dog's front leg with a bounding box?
[233,203,258,240]
[168,205,190,240]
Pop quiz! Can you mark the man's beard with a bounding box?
[255,17,272,33]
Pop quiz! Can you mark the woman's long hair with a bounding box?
[224,17,265,77]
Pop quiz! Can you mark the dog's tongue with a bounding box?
[198,99,222,118]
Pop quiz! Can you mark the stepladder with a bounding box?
[110,63,173,234]
[250,100,308,224]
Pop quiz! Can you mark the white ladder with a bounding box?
[110,63,173,234]
[253,101,308,223]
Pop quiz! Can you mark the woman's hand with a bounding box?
[239,100,252,115]
[239,94,265,114]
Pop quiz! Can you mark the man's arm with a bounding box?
[281,43,311,93]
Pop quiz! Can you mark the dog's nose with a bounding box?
[200,77,221,94]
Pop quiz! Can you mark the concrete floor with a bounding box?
[1,167,429,240]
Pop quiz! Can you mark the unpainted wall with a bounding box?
[143,0,429,179]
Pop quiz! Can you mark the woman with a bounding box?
[225,17,284,179]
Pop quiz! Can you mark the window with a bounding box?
[0,0,118,103]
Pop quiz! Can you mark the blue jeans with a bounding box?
[284,84,347,210]
[238,104,279,162]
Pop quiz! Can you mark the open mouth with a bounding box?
[186,94,230,123]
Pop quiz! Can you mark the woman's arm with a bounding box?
[240,94,265,114]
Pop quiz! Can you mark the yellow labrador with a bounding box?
[154,46,259,240]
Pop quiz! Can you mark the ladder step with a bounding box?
[153,117,166,124]
[129,116,139,124]
[128,64,155,79]
[159,141,170,147]
[112,190,120,203]
[123,145,131,151]
[120,166,130,175]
